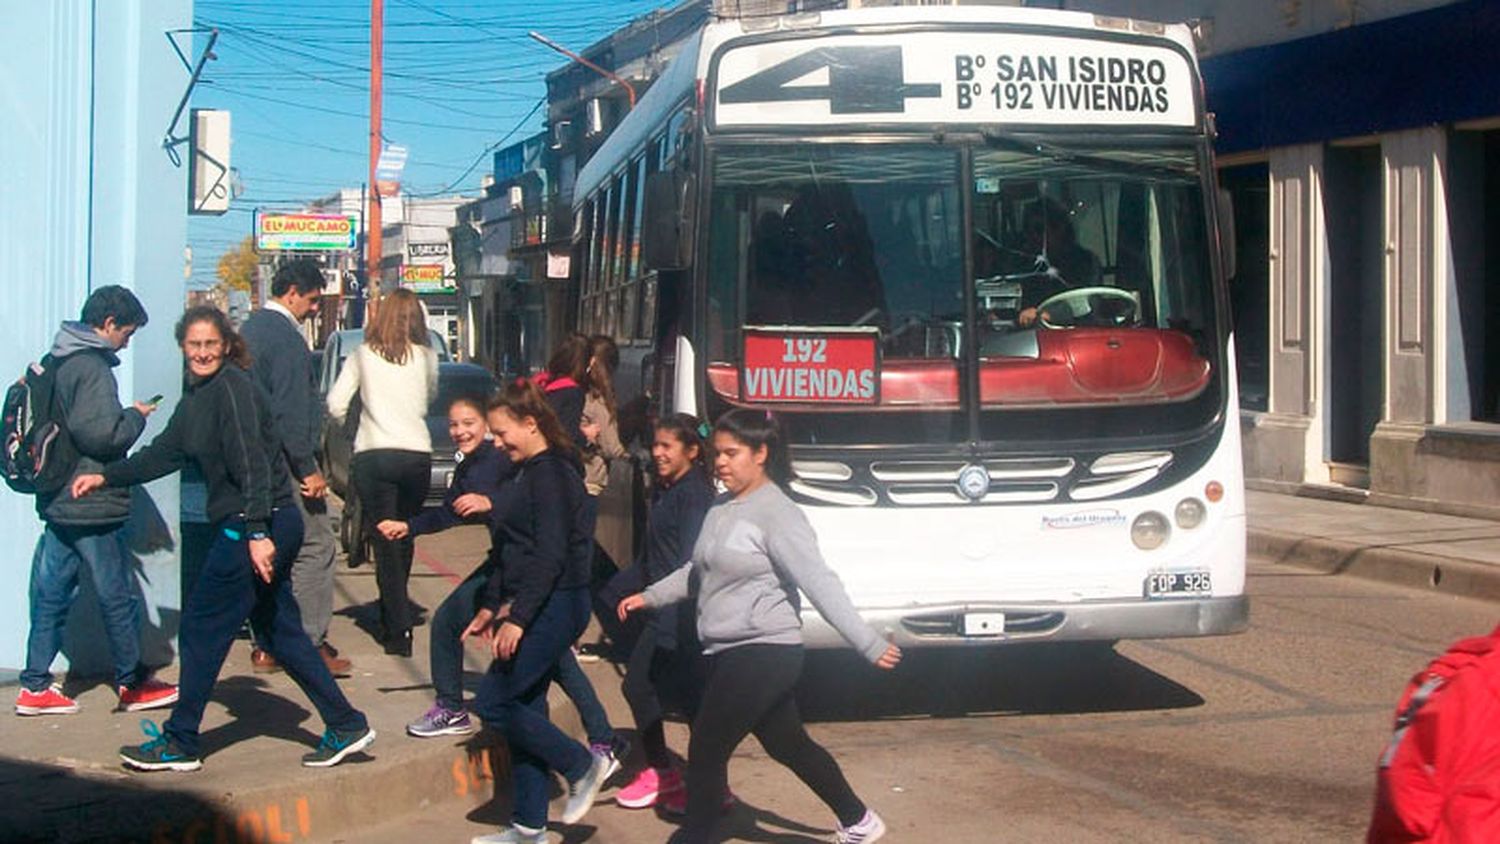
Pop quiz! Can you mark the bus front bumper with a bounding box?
[801,595,1248,649]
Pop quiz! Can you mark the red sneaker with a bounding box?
[118,678,179,712]
[15,685,79,716]
[658,779,736,816]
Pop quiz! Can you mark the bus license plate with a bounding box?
[962,612,1005,636]
[1145,570,1212,599]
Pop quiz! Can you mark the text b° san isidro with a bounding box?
[955,52,1171,114]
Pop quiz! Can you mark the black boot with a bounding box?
[383,628,413,658]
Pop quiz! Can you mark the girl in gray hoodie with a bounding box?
[618,409,901,844]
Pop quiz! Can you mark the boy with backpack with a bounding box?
[9,286,178,715]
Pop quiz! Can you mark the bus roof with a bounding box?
[573,6,1198,206]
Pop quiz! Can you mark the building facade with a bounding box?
[0,1,195,677]
[1168,0,1500,516]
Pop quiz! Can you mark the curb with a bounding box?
[1249,527,1500,604]
[7,685,583,844]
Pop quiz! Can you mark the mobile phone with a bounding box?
[146,394,164,406]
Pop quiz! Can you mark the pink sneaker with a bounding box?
[617,766,678,809]
[15,685,80,716]
[118,678,179,712]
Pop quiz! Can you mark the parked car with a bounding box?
[316,329,494,565]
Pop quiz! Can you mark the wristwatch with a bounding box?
[248,531,269,541]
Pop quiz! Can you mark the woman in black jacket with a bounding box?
[72,306,372,772]
[462,381,611,844]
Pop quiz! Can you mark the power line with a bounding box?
[407,98,543,198]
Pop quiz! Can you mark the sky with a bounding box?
[187,0,669,289]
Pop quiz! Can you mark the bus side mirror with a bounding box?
[643,169,696,271]
[1216,187,1237,282]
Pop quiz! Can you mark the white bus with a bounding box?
[573,6,1247,649]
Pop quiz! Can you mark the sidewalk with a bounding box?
[1248,488,1500,603]
[7,491,1500,843]
[1,523,612,844]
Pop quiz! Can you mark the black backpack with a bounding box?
[2,355,78,495]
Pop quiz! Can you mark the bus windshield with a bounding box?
[703,141,1219,445]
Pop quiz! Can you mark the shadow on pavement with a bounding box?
[195,675,325,756]
[796,642,1203,722]
[0,755,234,844]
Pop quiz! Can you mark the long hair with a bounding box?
[543,333,590,385]
[656,412,707,470]
[487,379,580,465]
[176,305,252,370]
[365,288,429,365]
[714,408,793,488]
[586,334,618,418]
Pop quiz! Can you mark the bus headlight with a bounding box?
[1131,511,1171,550]
[1175,498,1206,530]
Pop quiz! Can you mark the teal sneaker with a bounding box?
[119,720,201,772]
[302,725,376,767]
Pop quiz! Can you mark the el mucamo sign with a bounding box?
[741,328,879,404]
[401,263,448,293]
[713,31,1196,129]
[255,213,356,251]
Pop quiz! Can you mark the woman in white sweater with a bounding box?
[328,290,438,656]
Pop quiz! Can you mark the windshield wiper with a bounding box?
[978,128,1194,179]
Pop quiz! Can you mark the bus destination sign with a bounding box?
[713,31,1196,130]
[742,328,879,405]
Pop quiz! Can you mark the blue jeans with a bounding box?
[164,508,367,757]
[556,646,614,747]
[22,523,144,691]
[431,570,614,749]
[472,587,593,830]
[430,566,488,711]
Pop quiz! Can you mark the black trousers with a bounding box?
[351,448,430,637]
[621,620,705,769]
[678,644,865,842]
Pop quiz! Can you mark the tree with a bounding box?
[216,236,258,291]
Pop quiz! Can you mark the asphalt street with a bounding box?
[346,555,1497,844]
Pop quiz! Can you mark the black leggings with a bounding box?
[622,622,705,770]
[679,644,865,842]
[352,448,429,636]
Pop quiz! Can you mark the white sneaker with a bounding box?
[471,825,551,844]
[836,810,887,844]
[560,750,612,824]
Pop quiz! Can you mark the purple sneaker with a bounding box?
[406,704,476,738]
[588,738,624,785]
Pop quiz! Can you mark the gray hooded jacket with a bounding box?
[35,322,147,525]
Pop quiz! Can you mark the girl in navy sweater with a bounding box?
[464,381,612,843]
[614,413,717,812]
[375,394,513,738]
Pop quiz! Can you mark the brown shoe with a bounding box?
[250,647,282,674]
[320,642,352,677]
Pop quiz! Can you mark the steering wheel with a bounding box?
[1035,286,1140,329]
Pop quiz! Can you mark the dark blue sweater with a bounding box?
[406,440,514,536]
[641,467,715,649]
[481,450,591,628]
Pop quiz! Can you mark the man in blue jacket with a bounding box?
[240,259,350,676]
[15,286,179,716]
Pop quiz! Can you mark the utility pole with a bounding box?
[367,0,384,319]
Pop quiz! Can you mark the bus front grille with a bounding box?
[789,451,1171,507]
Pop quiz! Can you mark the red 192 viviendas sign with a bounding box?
[741,329,879,404]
